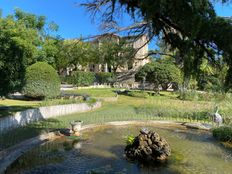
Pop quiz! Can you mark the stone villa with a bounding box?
[63,33,150,83]
[87,33,150,73]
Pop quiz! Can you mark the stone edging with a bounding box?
[80,120,213,131]
[0,101,102,133]
[0,132,58,174]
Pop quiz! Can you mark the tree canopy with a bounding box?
[55,38,135,73]
[135,61,182,90]
[96,40,135,72]
[83,0,232,91]
[0,9,59,96]
[0,12,41,95]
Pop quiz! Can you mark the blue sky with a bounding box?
[0,0,232,49]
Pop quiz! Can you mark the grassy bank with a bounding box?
[65,88,117,98]
[0,89,219,149]
[0,98,85,118]
[0,99,40,118]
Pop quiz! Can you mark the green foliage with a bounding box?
[84,0,232,90]
[127,91,149,98]
[14,8,46,30]
[98,40,135,72]
[55,40,95,74]
[66,88,116,97]
[179,90,199,101]
[213,126,232,142]
[37,37,61,66]
[178,90,230,102]
[39,98,83,107]
[95,72,116,84]
[136,105,209,122]
[49,36,135,75]
[0,88,218,148]
[135,61,182,90]
[23,62,60,99]
[0,12,41,95]
[68,71,95,86]
[125,135,135,146]
[0,9,61,96]
[198,75,222,92]
[195,59,228,92]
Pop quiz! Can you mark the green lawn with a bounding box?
[0,98,85,118]
[66,88,117,98]
[0,89,219,148]
[0,99,40,118]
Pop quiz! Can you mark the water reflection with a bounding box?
[6,124,232,174]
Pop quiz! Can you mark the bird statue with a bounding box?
[213,106,223,126]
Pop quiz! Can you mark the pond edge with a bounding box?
[0,120,212,174]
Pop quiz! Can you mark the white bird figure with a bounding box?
[213,106,223,126]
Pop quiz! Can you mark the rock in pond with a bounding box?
[125,129,171,164]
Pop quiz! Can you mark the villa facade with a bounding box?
[88,33,150,73]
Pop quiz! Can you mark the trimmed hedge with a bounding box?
[95,72,116,84]
[68,71,95,86]
[23,62,60,99]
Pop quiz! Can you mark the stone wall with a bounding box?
[0,102,101,133]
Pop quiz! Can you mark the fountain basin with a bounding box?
[5,122,232,174]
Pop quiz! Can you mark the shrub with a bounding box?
[23,62,60,99]
[179,90,199,101]
[95,72,116,84]
[125,135,135,146]
[59,75,68,84]
[135,62,182,90]
[198,75,222,92]
[69,71,95,86]
[179,90,229,102]
[135,105,209,121]
[213,126,232,142]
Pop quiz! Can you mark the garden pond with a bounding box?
[6,123,232,174]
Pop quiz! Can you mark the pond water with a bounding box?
[6,123,232,174]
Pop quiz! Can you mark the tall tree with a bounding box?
[0,16,40,95]
[55,40,94,74]
[0,9,56,96]
[98,40,135,72]
[82,0,232,91]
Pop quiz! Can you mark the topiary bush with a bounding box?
[68,71,95,86]
[23,62,60,99]
[95,72,116,84]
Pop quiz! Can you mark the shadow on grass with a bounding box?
[0,105,36,118]
[0,118,63,149]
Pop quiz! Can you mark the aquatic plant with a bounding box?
[213,126,232,142]
[125,135,135,146]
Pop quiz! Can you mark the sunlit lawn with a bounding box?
[0,99,40,118]
[0,98,85,118]
[0,88,218,148]
[66,88,117,98]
